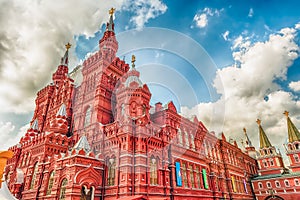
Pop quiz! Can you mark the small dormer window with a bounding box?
[258,182,263,189]
[275,181,280,188]
[267,182,272,188]
[294,154,299,163]
[295,179,300,186]
[284,180,290,187]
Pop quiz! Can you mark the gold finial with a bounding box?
[256,119,261,125]
[65,42,71,50]
[284,111,289,117]
[109,8,116,16]
[131,55,136,68]
[243,128,247,134]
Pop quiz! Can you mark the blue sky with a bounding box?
[0,0,300,159]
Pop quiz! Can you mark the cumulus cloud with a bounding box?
[193,7,222,29]
[182,25,300,151]
[0,0,127,114]
[289,81,300,92]
[126,0,167,29]
[0,0,168,114]
[0,121,29,150]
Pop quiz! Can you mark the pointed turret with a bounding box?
[99,8,118,58]
[243,128,253,147]
[49,103,69,134]
[26,119,39,137]
[284,111,300,172]
[256,119,285,176]
[257,119,272,149]
[73,135,91,153]
[57,103,67,116]
[53,43,71,84]
[31,119,39,131]
[243,128,257,159]
[284,111,300,143]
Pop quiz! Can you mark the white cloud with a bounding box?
[0,0,127,114]
[193,7,223,29]
[193,13,208,28]
[296,22,300,30]
[182,25,300,152]
[126,0,167,29]
[248,8,254,18]
[222,30,230,41]
[0,121,29,150]
[289,81,300,92]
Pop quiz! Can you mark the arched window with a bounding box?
[30,162,38,189]
[107,158,116,186]
[59,178,68,200]
[294,154,300,162]
[46,171,55,195]
[150,157,158,185]
[185,131,189,148]
[177,129,183,146]
[84,106,91,127]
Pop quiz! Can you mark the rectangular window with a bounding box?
[189,166,195,188]
[183,163,188,188]
[195,167,201,188]
[231,176,237,192]
[175,162,182,187]
[243,179,248,194]
[202,169,209,189]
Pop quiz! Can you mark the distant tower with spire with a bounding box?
[256,119,285,176]
[243,128,258,159]
[283,111,300,172]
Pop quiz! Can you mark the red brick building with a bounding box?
[251,112,300,200]
[5,9,258,200]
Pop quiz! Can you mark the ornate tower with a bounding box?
[72,8,129,143]
[256,119,285,176]
[31,43,74,133]
[283,111,300,172]
[243,128,257,159]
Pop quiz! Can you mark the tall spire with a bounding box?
[257,119,272,148]
[107,8,115,32]
[243,128,253,147]
[284,111,300,143]
[131,54,136,69]
[60,42,71,66]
